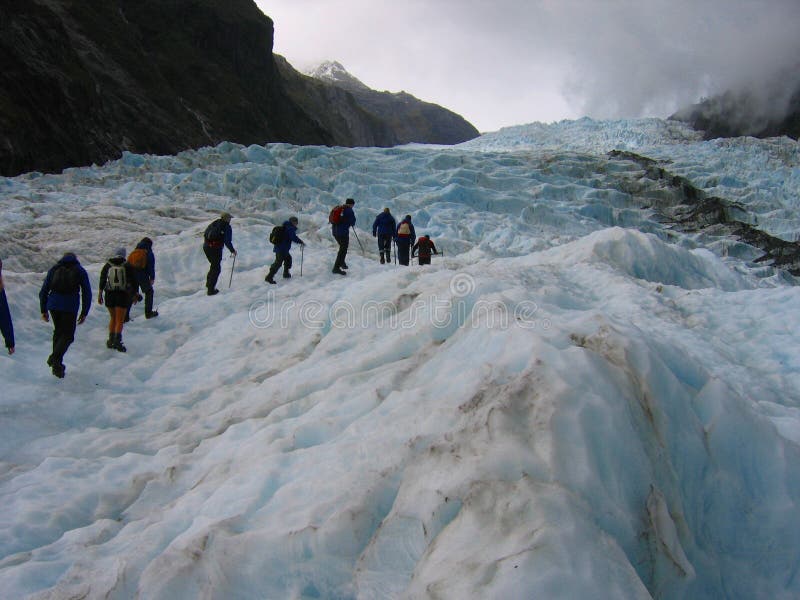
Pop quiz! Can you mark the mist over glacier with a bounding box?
[0,118,799,599]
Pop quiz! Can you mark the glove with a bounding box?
[372,232,377,237]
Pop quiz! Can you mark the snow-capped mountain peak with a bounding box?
[305,60,370,91]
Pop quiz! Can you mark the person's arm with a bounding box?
[372,217,379,237]
[291,228,304,245]
[147,250,156,281]
[431,241,438,254]
[98,263,108,304]
[347,207,356,228]
[224,224,236,254]
[0,289,14,353]
[79,268,91,323]
[39,269,52,317]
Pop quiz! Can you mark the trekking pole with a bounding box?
[228,253,236,288]
[394,240,398,264]
[300,244,304,277]
[352,226,365,257]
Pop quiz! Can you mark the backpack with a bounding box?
[49,263,80,294]
[329,205,345,225]
[417,238,432,253]
[128,248,147,270]
[204,219,226,243]
[398,222,411,236]
[105,263,128,292]
[269,225,285,245]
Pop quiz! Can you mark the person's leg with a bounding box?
[282,253,293,277]
[138,275,155,316]
[106,305,116,348]
[50,310,77,372]
[266,253,281,283]
[204,246,222,292]
[333,236,349,272]
[398,241,410,266]
[112,306,127,351]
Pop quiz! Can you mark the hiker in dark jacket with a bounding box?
[203,211,237,295]
[395,215,416,266]
[331,198,356,275]
[38,252,92,378]
[412,235,438,265]
[266,217,305,284]
[98,247,138,352]
[127,237,158,319]
[372,208,397,264]
[0,258,14,355]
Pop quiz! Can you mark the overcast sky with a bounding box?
[254,0,800,132]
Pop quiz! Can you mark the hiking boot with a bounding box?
[332,268,347,276]
[380,254,385,264]
[145,311,159,319]
[51,363,65,378]
[207,288,219,296]
[265,276,276,284]
[112,334,127,353]
[283,272,291,279]
[106,334,114,349]
[341,264,349,270]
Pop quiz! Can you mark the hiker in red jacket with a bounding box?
[412,235,438,265]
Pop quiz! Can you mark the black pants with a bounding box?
[49,310,77,366]
[204,245,223,291]
[418,255,432,265]
[378,234,392,260]
[268,252,292,278]
[127,272,154,319]
[137,273,154,314]
[333,235,349,270]
[397,239,411,266]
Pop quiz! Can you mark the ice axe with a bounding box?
[228,253,236,288]
[352,226,365,257]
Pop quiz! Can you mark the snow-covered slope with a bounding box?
[0,119,799,599]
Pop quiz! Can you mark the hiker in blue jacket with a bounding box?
[395,214,416,266]
[38,252,92,378]
[0,258,14,355]
[331,198,356,275]
[127,237,158,319]
[266,217,305,284]
[372,207,397,264]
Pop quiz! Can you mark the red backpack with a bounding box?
[329,205,345,224]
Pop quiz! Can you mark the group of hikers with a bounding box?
[0,199,439,379]
[259,199,439,284]
[35,237,158,378]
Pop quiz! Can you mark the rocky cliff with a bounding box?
[303,61,480,146]
[0,0,479,177]
[671,69,800,140]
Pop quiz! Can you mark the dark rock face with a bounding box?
[0,0,479,177]
[0,0,332,176]
[671,75,800,140]
[609,150,800,276]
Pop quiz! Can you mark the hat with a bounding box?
[289,216,299,225]
[220,211,232,222]
[114,247,126,258]
[405,214,412,220]
[383,207,390,213]
[345,198,355,205]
